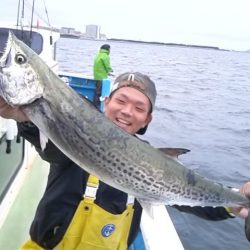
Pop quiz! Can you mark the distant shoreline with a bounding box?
[59,34,221,50]
[107,38,222,50]
[59,35,249,52]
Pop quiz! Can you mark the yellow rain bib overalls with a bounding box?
[20,175,135,250]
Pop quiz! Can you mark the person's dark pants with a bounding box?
[93,80,102,109]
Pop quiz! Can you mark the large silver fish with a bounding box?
[0,32,249,211]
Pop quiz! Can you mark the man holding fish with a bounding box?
[0,33,250,249]
[0,72,250,249]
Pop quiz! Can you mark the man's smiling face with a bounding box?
[104,86,152,135]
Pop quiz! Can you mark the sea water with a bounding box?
[57,38,250,250]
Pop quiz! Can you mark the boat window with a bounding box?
[0,118,24,203]
[0,28,43,57]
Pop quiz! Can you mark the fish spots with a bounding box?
[104,157,114,165]
[170,188,179,194]
[132,175,141,182]
[89,137,100,145]
[99,147,106,153]
[153,184,159,188]
[143,180,151,186]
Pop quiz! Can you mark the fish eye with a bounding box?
[15,53,26,64]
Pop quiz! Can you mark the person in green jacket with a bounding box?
[93,44,113,80]
[93,44,113,108]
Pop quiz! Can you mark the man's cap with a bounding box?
[111,72,157,111]
[100,44,110,50]
[110,72,157,135]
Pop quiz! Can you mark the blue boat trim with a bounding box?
[59,73,112,112]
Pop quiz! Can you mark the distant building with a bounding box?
[60,27,76,35]
[85,25,99,39]
[60,27,80,39]
[60,25,106,40]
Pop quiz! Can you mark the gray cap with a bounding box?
[111,72,157,111]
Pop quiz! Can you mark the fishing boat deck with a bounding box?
[0,155,49,249]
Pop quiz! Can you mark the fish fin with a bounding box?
[138,200,154,219]
[158,147,190,158]
[39,131,48,151]
[245,211,250,241]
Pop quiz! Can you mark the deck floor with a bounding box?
[0,156,49,250]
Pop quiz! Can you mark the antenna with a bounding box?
[29,0,36,46]
[20,0,25,39]
[42,0,53,44]
[16,0,21,27]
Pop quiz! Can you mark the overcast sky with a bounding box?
[2,0,250,50]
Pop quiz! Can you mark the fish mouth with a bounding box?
[0,31,13,68]
[0,32,13,102]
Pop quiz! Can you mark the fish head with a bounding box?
[0,31,43,106]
